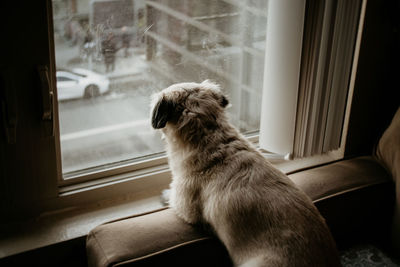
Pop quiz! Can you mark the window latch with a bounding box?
[37,65,54,137]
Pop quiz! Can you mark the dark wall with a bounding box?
[345,0,400,157]
[0,0,59,221]
[0,237,87,267]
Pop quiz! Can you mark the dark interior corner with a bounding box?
[1,237,87,267]
[345,0,400,157]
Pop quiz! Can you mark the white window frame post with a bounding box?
[259,0,306,156]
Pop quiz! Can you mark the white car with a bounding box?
[56,68,110,100]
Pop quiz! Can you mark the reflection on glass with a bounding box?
[52,0,268,176]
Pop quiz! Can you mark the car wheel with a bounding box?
[84,85,100,98]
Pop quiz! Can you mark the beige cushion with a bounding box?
[86,208,231,267]
[87,157,392,267]
[290,156,394,245]
[376,107,400,253]
[376,107,400,183]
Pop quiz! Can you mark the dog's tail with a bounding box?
[237,253,284,267]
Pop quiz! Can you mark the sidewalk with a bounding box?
[54,36,149,81]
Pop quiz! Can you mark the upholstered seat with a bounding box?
[87,156,394,267]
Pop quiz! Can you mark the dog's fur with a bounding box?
[151,80,341,267]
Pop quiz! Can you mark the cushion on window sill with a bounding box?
[290,156,394,247]
[376,107,400,184]
[376,107,400,254]
[86,208,232,267]
[86,156,393,267]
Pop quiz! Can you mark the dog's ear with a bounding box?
[220,95,229,108]
[151,96,175,129]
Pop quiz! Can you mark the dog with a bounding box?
[151,80,341,267]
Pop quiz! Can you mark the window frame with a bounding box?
[53,0,269,188]
[6,0,364,216]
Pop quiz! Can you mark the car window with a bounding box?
[57,76,74,82]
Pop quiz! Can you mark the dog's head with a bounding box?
[151,80,229,134]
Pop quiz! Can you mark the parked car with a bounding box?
[56,68,110,100]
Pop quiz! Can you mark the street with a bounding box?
[58,82,165,174]
[53,33,170,175]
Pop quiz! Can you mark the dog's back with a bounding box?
[200,146,340,266]
[151,81,341,267]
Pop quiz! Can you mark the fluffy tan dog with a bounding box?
[151,80,341,267]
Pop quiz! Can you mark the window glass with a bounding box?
[52,0,268,176]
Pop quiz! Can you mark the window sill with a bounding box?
[0,190,164,259]
[267,149,344,174]
[0,149,342,259]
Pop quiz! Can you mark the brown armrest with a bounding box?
[86,156,393,267]
[86,208,231,267]
[290,156,394,247]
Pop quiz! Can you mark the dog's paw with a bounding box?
[160,189,170,206]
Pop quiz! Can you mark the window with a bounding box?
[0,0,366,222]
[49,0,364,193]
[52,0,268,182]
